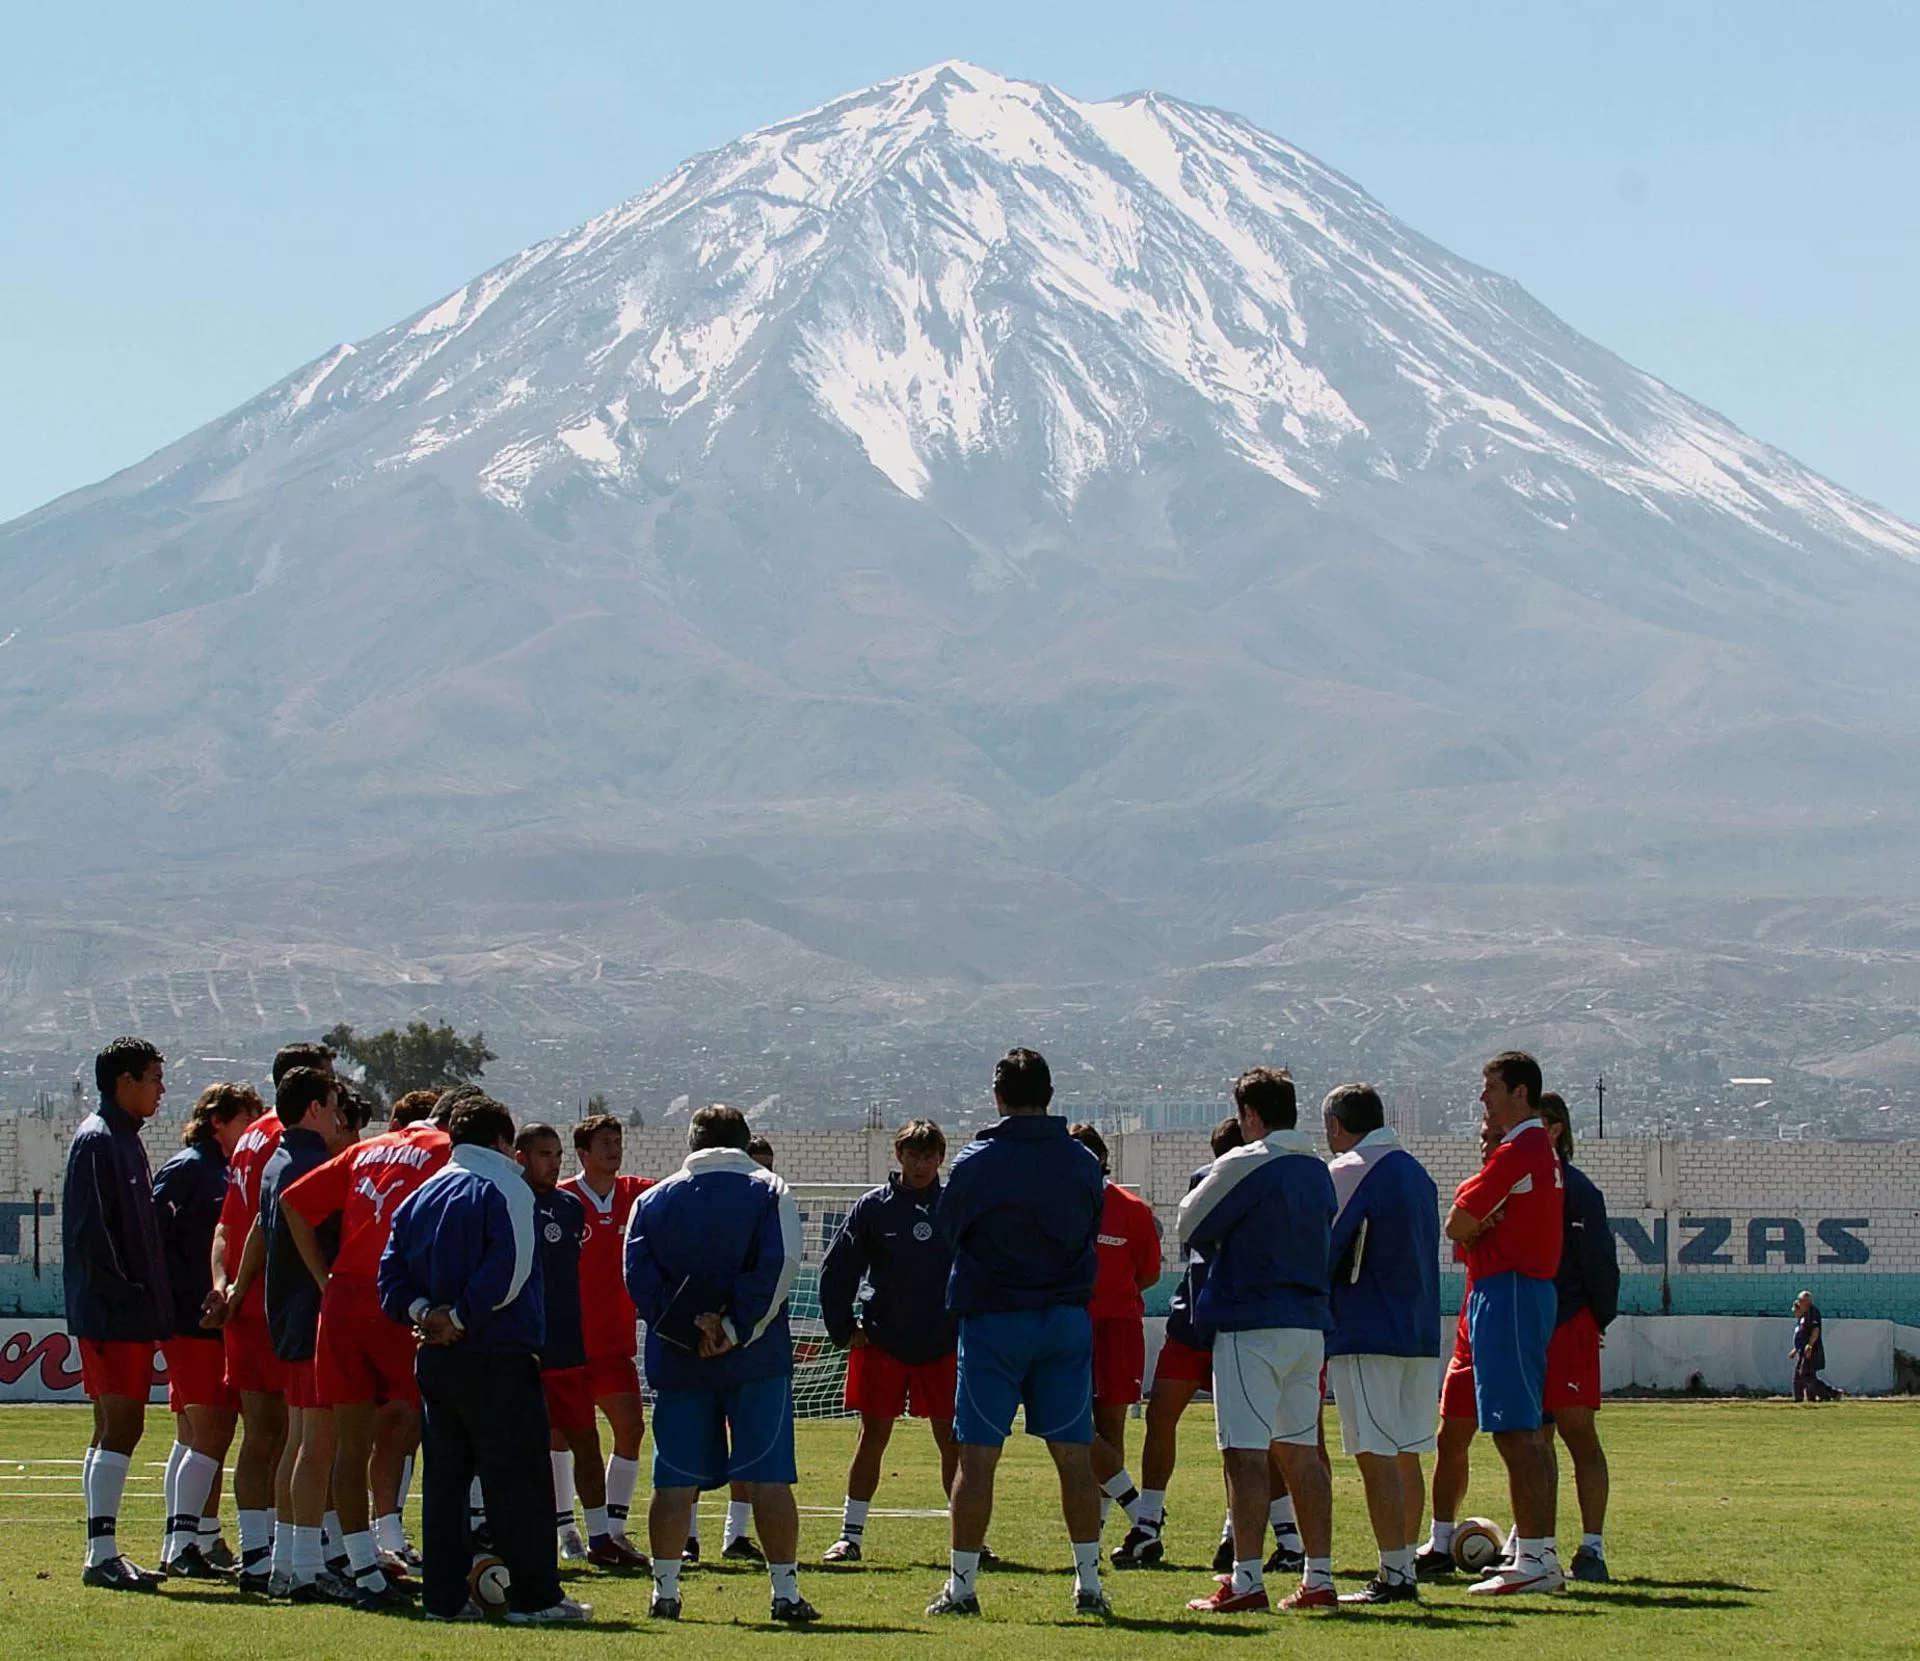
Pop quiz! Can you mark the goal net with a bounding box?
[785,1183,870,1419]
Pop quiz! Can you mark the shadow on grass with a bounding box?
[1581,1589,1755,1611]
[1097,1609,1531,1634]
[742,1622,926,1635]
[1611,1575,1764,1594]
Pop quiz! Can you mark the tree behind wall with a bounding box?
[322,1021,496,1101]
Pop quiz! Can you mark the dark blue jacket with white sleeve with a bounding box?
[1177,1127,1335,1334]
[1325,1131,1441,1358]
[818,1175,957,1364]
[378,1145,544,1356]
[623,1148,801,1394]
[936,1114,1105,1318]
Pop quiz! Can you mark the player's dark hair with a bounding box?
[1323,1083,1386,1137]
[448,1096,515,1149]
[1537,1091,1573,1159]
[276,1066,336,1125]
[992,1047,1053,1111]
[747,1134,774,1166]
[1233,1066,1296,1131]
[183,1082,262,1148]
[272,1041,335,1087]
[1210,1115,1244,1158]
[514,1120,563,1152]
[573,1112,624,1151]
[894,1118,946,1157]
[1067,1122,1110,1174]
[94,1036,164,1100]
[1484,1050,1543,1108]
[391,1088,443,1127]
[689,1104,752,1152]
[431,1083,485,1126]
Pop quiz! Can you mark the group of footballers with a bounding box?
[61,1032,1616,1623]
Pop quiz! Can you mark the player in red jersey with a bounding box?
[1066,1125,1162,1539]
[280,1088,452,1608]
[560,1114,652,1553]
[205,1040,333,1588]
[1444,1051,1566,1596]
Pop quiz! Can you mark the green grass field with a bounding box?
[0,1399,1908,1657]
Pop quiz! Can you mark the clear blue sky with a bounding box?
[2,0,1914,524]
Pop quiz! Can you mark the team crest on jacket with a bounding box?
[912,1220,933,1241]
[544,1221,564,1243]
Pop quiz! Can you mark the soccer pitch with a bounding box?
[1,1400,1910,1658]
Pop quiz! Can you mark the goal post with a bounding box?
[784,1183,872,1419]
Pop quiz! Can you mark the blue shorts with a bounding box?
[650,1373,797,1490]
[1466,1272,1555,1433]
[954,1306,1094,1447]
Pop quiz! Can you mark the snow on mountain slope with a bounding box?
[127,61,1916,563]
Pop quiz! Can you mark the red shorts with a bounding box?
[543,1366,596,1434]
[586,1353,641,1400]
[161,1337,238,1413]
[1544,1308,1602,1413]
[78,1338,155,1401]
[283,1360,326,1411]
[843,1343,957,1420]
[315,1274,420,1408]
[1092,1317,1147,1407]
[223,1312,286,1395]
[1440,1308,1477,1422]
[1152,1334,1212,1386]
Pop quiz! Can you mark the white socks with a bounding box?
[290,1522,323,1585]
[585,1504,611,1544]
[605,1455,641,1537]
[166,1450,218,1560]
[345,1529,386,1592]
[1071,1539,1102,1595]
[686,1506,702,1541]
[840,1496,870,1542]
[653,1556,683,1600]
[1231,1556,1264,1595]
[1099,1470,1141,1526]
[83,1449,131,1568]
[1514,1534,1559,1564]
[1135,1487,1167,1528]
[725,1498,753,1546]
[1271,1493,1301,1547]
[551,1450,577,1530]
[947,1548,981,1600]
[1304,1554,1334,1591]
[374,1511,405,1554]
[769,1562,800,1602]
[397,1454,415,1513]
[1582,1531,1605,1556]
[1427,1518,1458,1553]
[161,1442,189,1555]
[1380,1545,1415,1586]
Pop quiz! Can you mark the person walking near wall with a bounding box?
[1790,1291,1840,1402]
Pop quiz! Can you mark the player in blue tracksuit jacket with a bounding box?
[1176,1067,1338,1610]
[622,1105,813,1624]
[1321,1084,1441,1604]
[817,1118,958,1561]
[927,1049,1109,1619]
[379,1095,573,1624]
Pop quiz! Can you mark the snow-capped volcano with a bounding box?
[4,63,1920,1055]
[105,60,1917,560]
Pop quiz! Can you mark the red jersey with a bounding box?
[1454,1121,1564,1282]
[562,1173,652,1359]
[281,1123,452,1278]
[218,1111,283,1316]
[1089,1183,1162,1320]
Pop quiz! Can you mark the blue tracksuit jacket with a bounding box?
[936,1114,1104,1317]
[62,1101,173,1343]
[818,1174,957,1364]
[1326,1134,1441,1358]
[1178,1127,1335,1334]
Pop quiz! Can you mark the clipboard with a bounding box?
[652,1274,729,1351]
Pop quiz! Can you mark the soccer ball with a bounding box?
[1451,1518,1506,1573]
[469,1552,512,1619]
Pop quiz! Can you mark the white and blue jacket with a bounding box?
[624,1148,802,1394]
[379,1145,542,1355]
[1177,1127,1335,1334]
[1325,1128,1441,1359]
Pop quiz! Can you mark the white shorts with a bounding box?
[1328,1354,1441,1457]
[1211,1328,1324,1450]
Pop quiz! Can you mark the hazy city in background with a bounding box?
[4,30,1916,1145]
